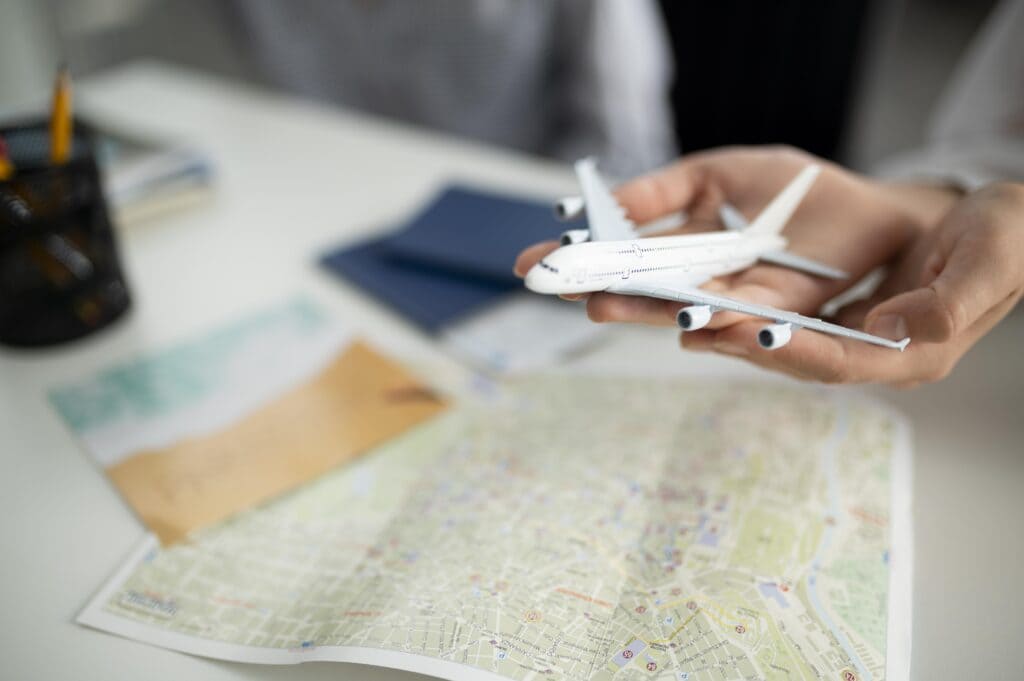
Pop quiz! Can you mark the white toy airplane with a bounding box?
[524,158,910,351]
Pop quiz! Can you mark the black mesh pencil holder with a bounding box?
[0,119,131,347]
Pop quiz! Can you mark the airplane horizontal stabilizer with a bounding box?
[718,203,749,231]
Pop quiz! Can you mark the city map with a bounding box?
[79,376,911,681]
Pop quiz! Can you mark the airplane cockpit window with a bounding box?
[538,259,559,273]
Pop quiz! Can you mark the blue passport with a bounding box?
[385,185,577,284]
[319,233,516,333]
[320,184,581,332]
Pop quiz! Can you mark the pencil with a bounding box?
[0,136,13,181]
[50,65,73,165]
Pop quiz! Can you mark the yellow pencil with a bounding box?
[0,137,13,181]
[50,65,73,165]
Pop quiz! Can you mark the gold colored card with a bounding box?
[50,301,446,545]
[106,342,445,544]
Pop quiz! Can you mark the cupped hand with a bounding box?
[513,145,989,385]
[515,146,956,325]
[684,182,1024,386]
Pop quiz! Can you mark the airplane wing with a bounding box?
[607,279,910,350]
[575,158,637,241]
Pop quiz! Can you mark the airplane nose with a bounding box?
[524,264,552,293]
[524,264,542,292]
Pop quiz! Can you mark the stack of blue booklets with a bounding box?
[320,185,581,333]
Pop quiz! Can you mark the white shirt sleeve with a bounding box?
[552,0,678,178]
[876,0,1024,189]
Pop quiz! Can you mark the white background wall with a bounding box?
[0,0,60,117]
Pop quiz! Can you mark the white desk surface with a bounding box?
[1,62,1021,680]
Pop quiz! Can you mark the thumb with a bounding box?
[864,238,1007,344]
[614,157,709,224]
[864,287,955,344]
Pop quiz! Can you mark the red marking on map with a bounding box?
[849,506,887,528]
[556,587,612,608]
[635,606,647,614]
[647,662,657,671]
[622,650,634,659]
[735,625,745,634]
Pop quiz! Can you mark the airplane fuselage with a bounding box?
[525,230,787,295]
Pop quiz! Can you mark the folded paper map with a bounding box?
[50,299,446,544]
[78,376,912,680]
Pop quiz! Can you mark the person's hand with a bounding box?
[685,182,1023,386]
[515,146,956,326]
[514,145,973,385]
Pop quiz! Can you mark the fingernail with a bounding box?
[714,340,748,357]
[868,314,907,340]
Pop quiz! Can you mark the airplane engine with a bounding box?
[676,305,713,331]
[555,196,585,221]
[757,323,793,350]
[560,229,590,246]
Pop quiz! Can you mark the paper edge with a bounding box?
[78,536,509,680]
[885,413,914,681]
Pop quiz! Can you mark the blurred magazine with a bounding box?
[92,120,214,225]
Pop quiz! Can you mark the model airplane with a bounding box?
[525,158,910,351]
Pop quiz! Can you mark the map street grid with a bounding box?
[78,376,912,681]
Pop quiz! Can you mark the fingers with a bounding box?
[687,182,726,224]
[614,157,709,224]
[585,293,679,326]
[833,297,877,330]
[698,280,792,329]
[864,214,1024,344]
[686,183,1024,386]
[513,241,559,277]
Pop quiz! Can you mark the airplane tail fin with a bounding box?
[744,164,821,236]
[716,166,845,280]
